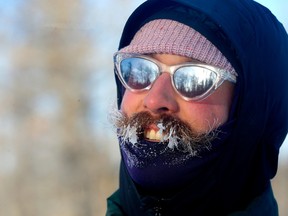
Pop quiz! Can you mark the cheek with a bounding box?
[205,106,229,126]
[182,105,229,133]
[199,82,234,125]
[120,92,130,112]
[120,91,143,115]
[179,92,232,133]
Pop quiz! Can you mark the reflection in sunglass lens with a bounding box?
[174,67,216,98]
[120,58,158,89]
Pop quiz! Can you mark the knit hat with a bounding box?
[119,19,237,76]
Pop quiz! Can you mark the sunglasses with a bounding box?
[114,52,236,101]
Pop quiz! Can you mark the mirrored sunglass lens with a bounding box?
[120,58,158,89]
[174,66,216,98]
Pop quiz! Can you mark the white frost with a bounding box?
[121,125,138,146]
[157,122,165,141]
[128,126,138,145]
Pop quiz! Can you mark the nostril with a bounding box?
[157,107,170,113]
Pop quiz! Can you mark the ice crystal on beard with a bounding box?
[158,122,173,146]
[108,104,124,133]
[107,106,139,146]
[121,125,139,146]
[166,127,179,149]
[168,136,179,149]
[158,125,178,149]
[128,125,138,145]
[157,122,165,138]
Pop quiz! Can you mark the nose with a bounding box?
[143,73,179,114]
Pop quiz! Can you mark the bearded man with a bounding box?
[107,0,288,215]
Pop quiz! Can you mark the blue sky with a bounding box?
[255,0,288,28]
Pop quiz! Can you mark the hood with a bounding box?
[114,0,288,214]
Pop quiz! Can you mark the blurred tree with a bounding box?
[0,0,122,215]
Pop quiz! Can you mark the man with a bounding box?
[107,0,288,215]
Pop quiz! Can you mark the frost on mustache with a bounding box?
[157,122,179,150]
[109,108,181,149]
[108,104,218,156]
[108,106,139,146]
[121,125,138,146]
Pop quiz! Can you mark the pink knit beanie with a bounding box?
[119,19,237,76]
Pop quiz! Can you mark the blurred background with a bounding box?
[0,0,287,215]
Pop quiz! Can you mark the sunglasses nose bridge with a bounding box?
[159,63,174,76]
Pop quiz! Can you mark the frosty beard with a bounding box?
[109,108,230,190]
[110,110,219,157]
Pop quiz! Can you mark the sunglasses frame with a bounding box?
[114,52,236,101]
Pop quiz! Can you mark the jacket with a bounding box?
[106,183,278,215]
[108,0,288,215]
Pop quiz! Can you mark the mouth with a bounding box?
[144,124,167,142]
[144,129,162,142]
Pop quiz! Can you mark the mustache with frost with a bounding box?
[109,109,220,156]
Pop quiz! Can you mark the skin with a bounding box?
[120,54,235,135]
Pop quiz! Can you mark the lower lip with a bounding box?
[145,137,161,142]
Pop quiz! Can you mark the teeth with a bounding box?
[145,129,162,141]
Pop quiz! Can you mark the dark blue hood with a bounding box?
[114,0,288,214]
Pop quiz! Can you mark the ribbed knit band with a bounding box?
[120,19,237,76]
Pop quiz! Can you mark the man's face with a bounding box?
[120,54,235,142]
